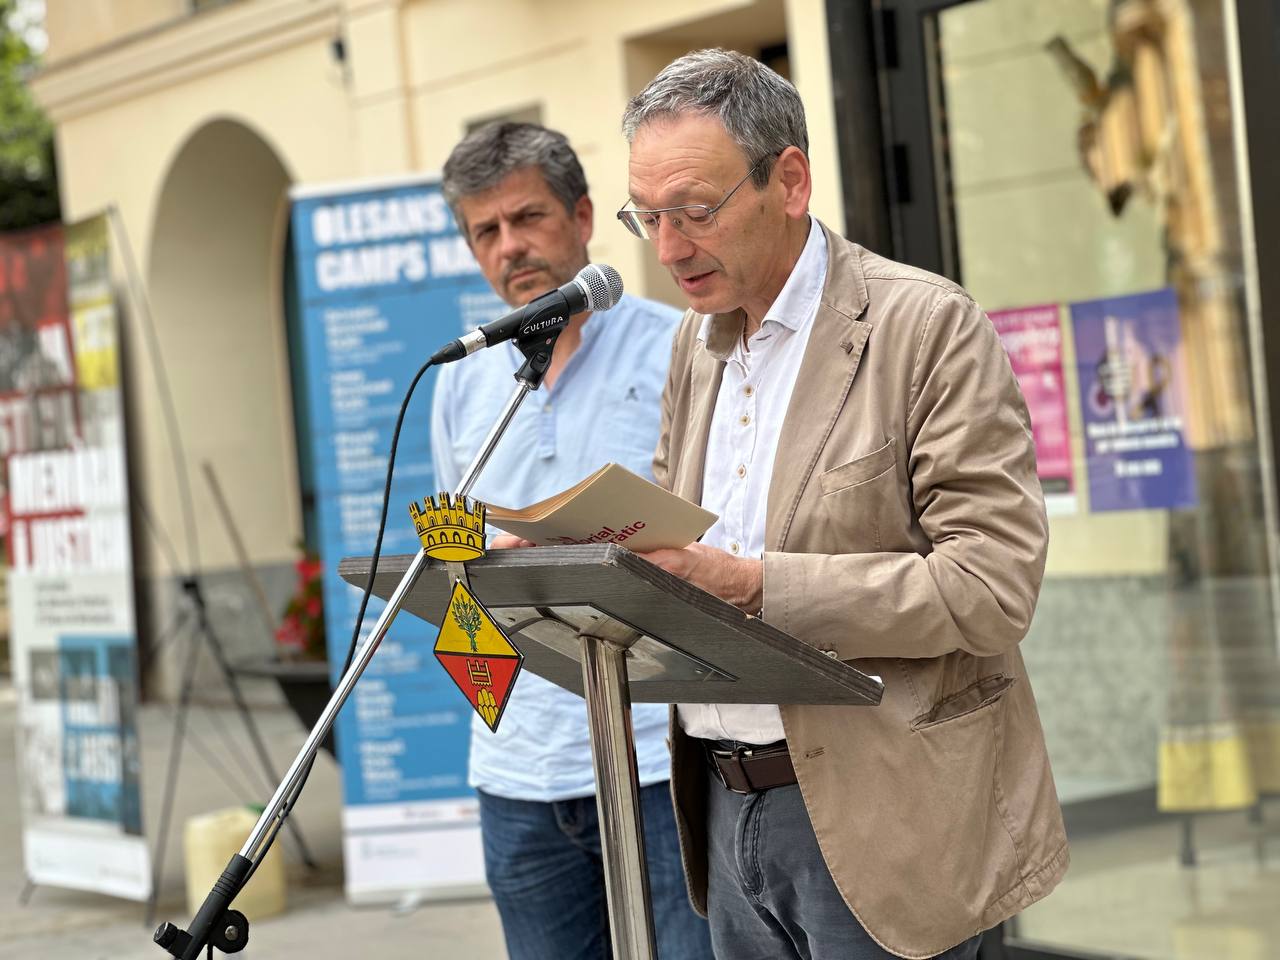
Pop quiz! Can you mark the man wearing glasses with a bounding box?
[431,121,712,960]
[619,50,1068,960]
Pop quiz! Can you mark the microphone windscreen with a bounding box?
[576,264,624,312]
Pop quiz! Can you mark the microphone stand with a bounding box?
[153,331,559,959]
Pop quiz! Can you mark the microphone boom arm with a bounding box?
[154,325,565,959]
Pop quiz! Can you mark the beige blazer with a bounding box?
[655,221,1069,959]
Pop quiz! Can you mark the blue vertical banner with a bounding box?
[1070,287,1198,512]
[288,176,504,902]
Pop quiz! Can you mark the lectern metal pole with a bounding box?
[580,636,657,960]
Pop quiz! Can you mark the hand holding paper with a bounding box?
[639,543,764,614]
[485,463,717,552]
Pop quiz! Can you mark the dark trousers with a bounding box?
[478,782,713,960]
[707,774,983,960]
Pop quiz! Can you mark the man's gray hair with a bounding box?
[621,48,808,188]
[442,122,588,231]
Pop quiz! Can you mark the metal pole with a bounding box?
[458,379,532,496]
[191,583,317,866]
[240,546,430,859]
[580,636,657,960]
[158,370,544,958]
[145,608,200,928]
[240,377,533,861]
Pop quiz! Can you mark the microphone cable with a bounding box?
[192,266,613,910]
[231,355,438,891]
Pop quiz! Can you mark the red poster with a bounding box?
[0,224,80,536]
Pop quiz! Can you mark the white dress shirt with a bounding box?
[678,216,829,744]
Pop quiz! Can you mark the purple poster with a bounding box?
[1070,288,1197,512]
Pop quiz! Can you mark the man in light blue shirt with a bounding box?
[431,122,710,960]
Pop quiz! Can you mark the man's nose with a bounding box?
[655,219,696,268]
[497,221,526,261]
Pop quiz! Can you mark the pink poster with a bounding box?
[990,304,1076,515]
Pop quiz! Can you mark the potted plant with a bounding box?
[235,549,336,755]
[275,550,326,662]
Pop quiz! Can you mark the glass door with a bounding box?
[871,2,1280,958]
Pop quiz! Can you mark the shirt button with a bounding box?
[824,650,839,659]
[743,385,754,397]
[730,542,740,554]
[739,414,750,426]
[736,464,746,478]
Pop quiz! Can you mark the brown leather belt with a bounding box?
[704,740,796,794]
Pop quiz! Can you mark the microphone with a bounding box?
[431,263,624,364]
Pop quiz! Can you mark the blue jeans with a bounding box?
[478,782,713,960]
[707,776,983,960]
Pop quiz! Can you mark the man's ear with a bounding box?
[774,146,812,220]
[574,194,595,247]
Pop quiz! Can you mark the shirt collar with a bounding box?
[762,216,826,333]
[697,216,827,359]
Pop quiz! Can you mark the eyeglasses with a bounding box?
[616,158,768,241]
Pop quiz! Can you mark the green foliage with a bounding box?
[451,595,483,651]
[0,0,59,231]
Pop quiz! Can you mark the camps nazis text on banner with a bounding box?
[287,175,504,904]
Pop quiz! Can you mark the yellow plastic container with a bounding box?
[184,806,286,920]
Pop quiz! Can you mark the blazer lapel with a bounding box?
[675,334,726,508]
[766,225,873,551]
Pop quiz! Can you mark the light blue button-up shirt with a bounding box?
[430,293,682,801]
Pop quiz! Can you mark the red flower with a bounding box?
[275,617,304,651]
[277,548,327,661]
[296,557,323,583]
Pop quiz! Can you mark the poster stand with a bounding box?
[6,214,151,909]
[103,207,321,926]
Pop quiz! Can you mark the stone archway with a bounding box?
[144,118,299,693]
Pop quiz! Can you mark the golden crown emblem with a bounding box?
[410,492,487,562]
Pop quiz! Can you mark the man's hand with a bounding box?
[490,534,536,549]
[638,543,764,614]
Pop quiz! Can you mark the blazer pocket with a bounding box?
[819,438,897,496]
[910,674,1017,730]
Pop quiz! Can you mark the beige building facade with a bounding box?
[32,0,839,680]
[28,1,1280,957]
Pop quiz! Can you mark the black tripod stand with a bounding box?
[144,573,318,928]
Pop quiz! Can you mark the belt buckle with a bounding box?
[710,744,756,794]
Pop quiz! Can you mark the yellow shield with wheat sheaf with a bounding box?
[433,579,523,733]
